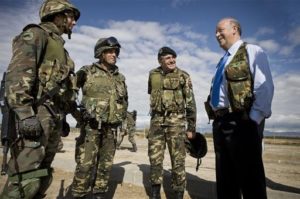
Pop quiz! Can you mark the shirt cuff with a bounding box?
[249,109,264,125]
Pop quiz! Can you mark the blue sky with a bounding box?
[0,0,299,133]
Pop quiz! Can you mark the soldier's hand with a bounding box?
[186,131,195,139]
[19,116,42,139]
[82,111,93,121]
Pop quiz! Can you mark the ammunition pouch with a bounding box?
[80,110,100,130]
[19,116,42,140]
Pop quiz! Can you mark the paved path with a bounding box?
[51,132,300,199]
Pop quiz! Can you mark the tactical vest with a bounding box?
[149,68,185,114]
[26,24,77,109]
[81,64,127,124]
[225,43,253,112]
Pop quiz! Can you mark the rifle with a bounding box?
[0,72,17,175]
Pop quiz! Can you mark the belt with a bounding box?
[152,111,183,117]
[214,108,230,118]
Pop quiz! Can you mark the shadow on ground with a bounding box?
[138,164,216,199]
[266,177,300,194]
[55,161,130,199]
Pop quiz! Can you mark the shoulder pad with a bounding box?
[149,67,161,74]
[80,65,93,73]
[117,73,126,81]
[177,68,190,77]
[23,24,48,33]
[22,24,49,39]
[20,24,46,42]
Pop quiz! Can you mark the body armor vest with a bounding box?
[82,64,127,124]
[33,23,77,110]
[225,42,253,112]
[149,68,185,114]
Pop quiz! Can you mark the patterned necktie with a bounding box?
[211,51,230,108]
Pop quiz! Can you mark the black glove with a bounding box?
[82,111,93,121]
[61,121,70,137]
[19,116,42,139]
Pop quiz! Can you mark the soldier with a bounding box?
[147,47,197,199]
[0,0,80,198]
[71,37,128,199]
[117,110,138,152]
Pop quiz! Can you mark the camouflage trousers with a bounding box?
[117,128,136,147]
[128,129,136,145]
[71,123,117,197]
[57,136,64,152]
[0,105,63,199]
[148,122,186,192]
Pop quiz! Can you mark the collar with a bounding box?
[40,22,65,44]
[227,40,243,57]
[94,62,119,74]
[158,66,178,75]
[40,22,62,35]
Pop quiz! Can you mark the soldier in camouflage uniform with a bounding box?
[0,0,80,199]
[147,47,197,199]
[71,37,128,199]
[117,110,137,152]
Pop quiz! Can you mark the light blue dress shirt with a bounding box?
[210,40,274,124]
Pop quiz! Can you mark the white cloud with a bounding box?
[258,39,280,54]
[287,26,300,46]
[255,27,275,36]
[0,1,40,70]
[244,37,280,54]
[279,26,300,56]
[268,72,300,132]
[184,31,208,42]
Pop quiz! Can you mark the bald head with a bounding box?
[216,17,242,50]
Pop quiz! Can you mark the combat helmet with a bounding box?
[39,0,80,22]
[185,132,208,171]
[94,37,121,58]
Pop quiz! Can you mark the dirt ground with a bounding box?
[0,131,299,199]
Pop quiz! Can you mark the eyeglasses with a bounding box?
[100,37,121,48]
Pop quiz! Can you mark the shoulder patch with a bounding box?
[22,31,34,41]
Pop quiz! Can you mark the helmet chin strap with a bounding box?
[57,14,72,39]
[53,14,69,38]
[63,15,72,39]
[68,30,72,39]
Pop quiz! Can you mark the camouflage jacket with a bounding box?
[77,62,128,124]
[5,22,76,120]
[148,67,197,132]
